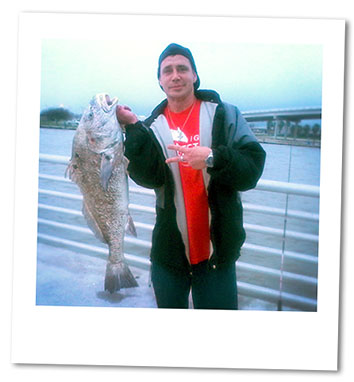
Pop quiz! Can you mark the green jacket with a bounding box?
[124,90,266,273]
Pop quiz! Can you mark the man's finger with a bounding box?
[165,156,183,164]
[167,144,188,152]
[117,105,131,112]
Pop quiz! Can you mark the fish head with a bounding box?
[80,93,122,154]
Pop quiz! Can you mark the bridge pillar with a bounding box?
[274,118,282,139]
[284,120,291,140]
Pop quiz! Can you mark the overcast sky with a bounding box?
[40,39,322,116]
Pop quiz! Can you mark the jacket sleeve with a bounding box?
[208,107,266,192]
[124,121,166,189]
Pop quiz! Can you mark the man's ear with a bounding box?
[159,81,166,92]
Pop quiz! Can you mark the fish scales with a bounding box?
[66,93,138,293]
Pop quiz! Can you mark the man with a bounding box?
[117,43,266,309]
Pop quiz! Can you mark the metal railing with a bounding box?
[37,153,319,311]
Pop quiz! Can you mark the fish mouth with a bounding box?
[96,93,119,113]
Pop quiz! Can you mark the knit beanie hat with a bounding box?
[157,43,200,91]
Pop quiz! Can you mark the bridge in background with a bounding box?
[242,107,321,122]
[242,107,322,143]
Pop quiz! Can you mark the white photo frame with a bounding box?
[11,13,345,370]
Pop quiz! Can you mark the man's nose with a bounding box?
[171,69,181,80]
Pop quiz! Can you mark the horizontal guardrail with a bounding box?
[38,188,318,243]
[37,216,317,286]
[39,153,320,198]
[38,179,319,223]
[37,153,319,311]
[37,202,317,264]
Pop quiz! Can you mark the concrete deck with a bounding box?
[36,242,276,310]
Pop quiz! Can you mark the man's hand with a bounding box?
[116,105,139,125]
[166,144,211,170]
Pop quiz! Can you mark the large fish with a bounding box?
[66,93,138,293]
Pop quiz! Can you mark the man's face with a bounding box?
[159,55,197,101]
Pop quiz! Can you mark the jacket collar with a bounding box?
[144,89,222,125]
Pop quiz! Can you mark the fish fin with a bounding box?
[64,162,71,178]
[82,201,108,244]
[65,161,74,180]
[125,214,137,237]
[100,154,114,191]
[65,158,79,183]
[123,155,129,174]
[104,262,138,293]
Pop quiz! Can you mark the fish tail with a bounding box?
[104,262,138,293]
